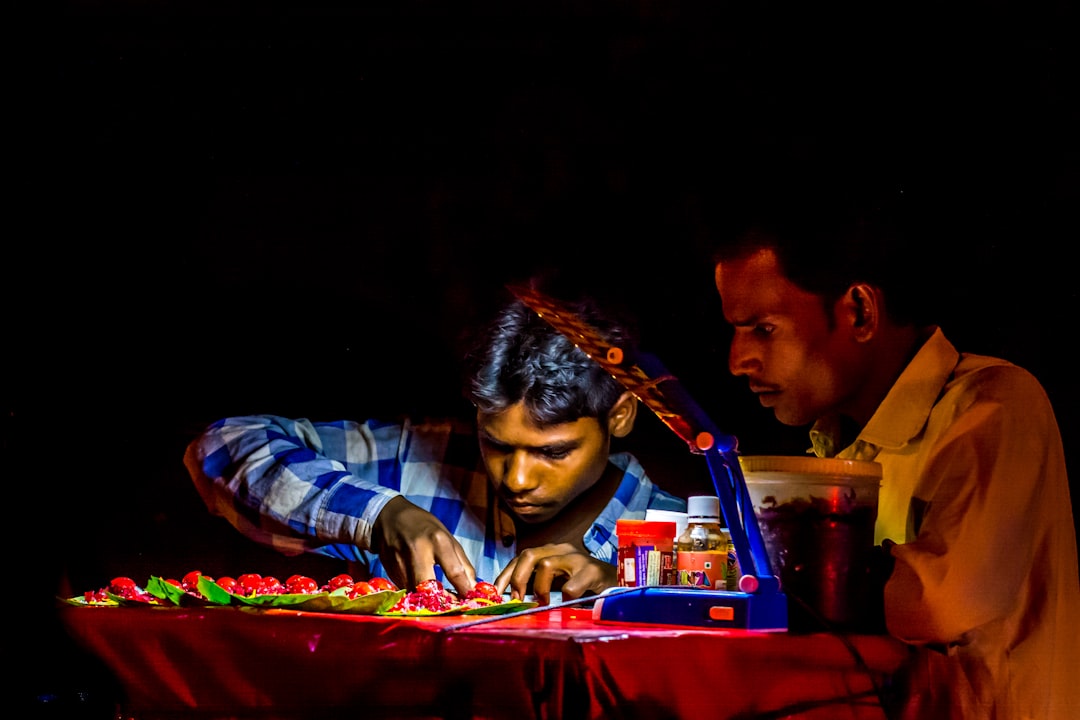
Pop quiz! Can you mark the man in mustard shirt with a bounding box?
[711,191,1079,719]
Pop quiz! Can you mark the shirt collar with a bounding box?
[811,327,959,457]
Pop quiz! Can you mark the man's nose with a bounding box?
[728,336,759,377]
[503,451,537,492]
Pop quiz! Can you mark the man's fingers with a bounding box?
[430,533,477,596]
[493,559,519,598]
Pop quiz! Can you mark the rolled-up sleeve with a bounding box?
[183,414,402,559]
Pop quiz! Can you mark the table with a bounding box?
[59,601,910,719]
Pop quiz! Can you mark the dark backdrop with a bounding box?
[8,2,1078,714]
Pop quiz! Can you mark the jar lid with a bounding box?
[644,509,689,536]
[616,519,677,538]
[739,454,882,479]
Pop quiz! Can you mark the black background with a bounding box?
[8,1,1078,713]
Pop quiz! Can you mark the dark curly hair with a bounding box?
[462,282,638,427]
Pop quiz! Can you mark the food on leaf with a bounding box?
[285,574,320,594]
[74,576,166,606]
[324,573,356,592]
[215,576,239,594]
[379,578,537,616]
[67,571,532,615]
[367,577,397,593]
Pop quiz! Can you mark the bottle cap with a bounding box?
[686,495,720,523]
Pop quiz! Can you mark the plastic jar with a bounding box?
[740,455,882,632]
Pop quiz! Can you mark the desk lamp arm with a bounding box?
[632,352,780,594]
[703,446,780,594]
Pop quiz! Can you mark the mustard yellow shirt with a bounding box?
[810,327,1080,720]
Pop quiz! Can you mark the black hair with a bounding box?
[461,277,637,427]
[711,185,938,328]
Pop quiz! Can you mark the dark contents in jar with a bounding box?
[756,495,878,633]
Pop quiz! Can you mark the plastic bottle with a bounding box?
[677,496,737,591]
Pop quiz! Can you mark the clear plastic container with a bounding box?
[740,455,882,632]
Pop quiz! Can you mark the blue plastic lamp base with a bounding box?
[592,586,788,631]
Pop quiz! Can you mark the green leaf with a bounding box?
[106,589,166,607]
[58,595,118,607]
[377,606,455,616]
[147,576,184,605]
[377,598,539,616]
[460,600,539,615]
[326,588,406,614]
[147,576,220,607]
[196,577,236,606]
[230,591,317,608]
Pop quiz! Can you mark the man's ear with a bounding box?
[843,283,880,341]
[607,391,639,438]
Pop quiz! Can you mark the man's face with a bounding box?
[714,247,860,426]
[477,401,611,525]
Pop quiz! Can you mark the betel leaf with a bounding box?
[196,576,236,606]
[192,580,401,613]
[377,598,539,616]
[231,590,335,610]
[376,605,455,617]
[460,600,539,615]
[147,576,218,607]
[146,576,184,605]
[59,595,118,607]
[267,593,337,612]
[325,587,406,614]
[152,576,206,606]
[106,589,166,607]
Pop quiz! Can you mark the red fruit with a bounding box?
[258,576,285,595]
[466,581,501,602]
[216,576,238,593]
[108,577,139,598]
[325,573,355,592]
[237,573,263,596]
[84,588,110,603]
[285,575,319,594]
[368,577,397,593]
[104,576,160,603]
[165,578,182,588]
[346,581,374,598]
[396,580,455,612]
[182,570,211,591]
[414,579,444,595]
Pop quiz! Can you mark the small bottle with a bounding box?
[677,496,736,591]
[720,525,740,591]
[616,519,677,587]
[645,508,688,580]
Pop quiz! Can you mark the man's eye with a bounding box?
[753,324,776,336]
[542,448,571,461]
[480,438,510,454]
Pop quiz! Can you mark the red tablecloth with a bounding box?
[60,602,910,719]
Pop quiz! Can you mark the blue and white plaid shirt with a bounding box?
[184,414,687,583]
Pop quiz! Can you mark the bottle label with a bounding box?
[726,546,740,591]
[677,550,727,590]
[619,544,675,586]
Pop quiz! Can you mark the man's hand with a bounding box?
[493,542,617,605]
[369,496,477,596]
